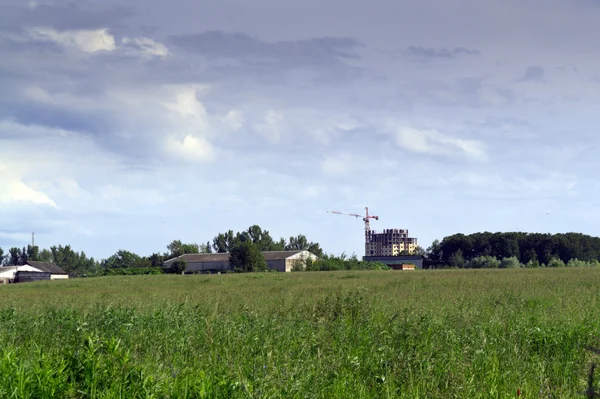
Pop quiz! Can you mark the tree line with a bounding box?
[425,232,600,268]
[0,225,336,276]
[4,229,600,275]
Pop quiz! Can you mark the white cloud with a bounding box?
[163,86,210,125]
[310,114,363,145]
[165,135,215,163]
[29,28,116,53]
[0,180,57,208]
[256,109,285,143]
[393,124,487,161]
[55,178,84,199]
[221,110,245,131]
[100,184,166,205]
[321,155,352,177]
[0,162,57,207]
[122,37,170,58]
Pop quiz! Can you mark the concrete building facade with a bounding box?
[164,250,318,273]
[365,229,418,256]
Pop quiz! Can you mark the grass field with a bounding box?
[1,269,600,398]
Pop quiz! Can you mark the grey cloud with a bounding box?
[480,116,531,129]
[168,31,361,67]
[401,77,515,109]
[406,46,480,60]
[0,3,135,31]
[519,66,545,82]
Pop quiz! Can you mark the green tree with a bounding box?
[466,255,500,269]
[425,239,442,268]
[230,241,267,272]
[169,259,188,274]
[47,245,99,276]
[522,248,539,266]
[102,250,141,269]
[286,234,323,257]
[448,250,465,268]
[499,257,521,269]
[166,240,199,259]
[149,253,165,267]
[199,242,212,254]
[212,230,238,253]
[25,245,39,262]
[567,259,588,268]
[8,247,21,266]
[38,249,53,262]
[0,247,3,265]
[547,258,566,268]
[414,246,426,257]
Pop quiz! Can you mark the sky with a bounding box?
[1,0,600,260]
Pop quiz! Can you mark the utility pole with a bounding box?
[32,231,35,248]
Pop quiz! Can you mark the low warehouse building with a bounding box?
[363,255,424,270]
[165,253,231,273]
[25,261,69,280]
[264,251,318,272]
[164,250,318,273]
[0,261,68,284]
[0,265,42,284]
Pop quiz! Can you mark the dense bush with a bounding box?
[547,258,566,268]
[465,256,500,269]
[296,254,391,272]
[102,267,164,276]
[499,257,521,269]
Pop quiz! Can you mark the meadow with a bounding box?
[1,269,599,398]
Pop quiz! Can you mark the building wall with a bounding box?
[260,251,320,272]
[15,271,52,283]
[0,265,43,281]
[366,229,418,256]
[267,260,286,272]
[186,261,230,273]
[363,256,424,270]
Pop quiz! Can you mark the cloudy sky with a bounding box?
[1,0,599,259]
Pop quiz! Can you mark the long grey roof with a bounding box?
[26,261,68,274]
[164,250,306,264]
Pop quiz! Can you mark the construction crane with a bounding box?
[327,207,379,239]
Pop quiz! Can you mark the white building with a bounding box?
[0,265,42,284]
[0,261,69,284]
[164,250,318,273]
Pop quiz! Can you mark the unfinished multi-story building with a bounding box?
[365,229,418,256]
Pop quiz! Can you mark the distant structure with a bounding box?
[327,207,418,257]
[366,229,418,256]
[0,261,68,284]
[163,250,318,273]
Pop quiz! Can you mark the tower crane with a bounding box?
[327,207,379,239]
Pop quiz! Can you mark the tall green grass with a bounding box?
[0,269,599,398]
